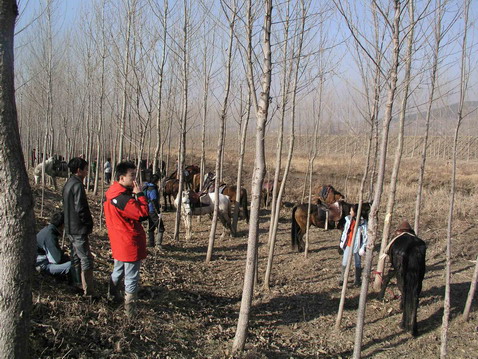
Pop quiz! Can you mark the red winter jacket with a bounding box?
[104,182,149,262]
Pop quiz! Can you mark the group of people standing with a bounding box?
[35,157,165,317]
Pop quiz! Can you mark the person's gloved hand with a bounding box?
[359,247,365,256]
[340,242,345,250]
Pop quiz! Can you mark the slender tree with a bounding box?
[441,1,470,357]
[232,0,272,352]
[414,0,444,235]
[0,1,36,356]
[374,0,416,292]
[352,1,402,357]
[206,0,236,263]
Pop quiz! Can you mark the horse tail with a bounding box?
[291,206,299,249]
[242,189,249,223]
[402,242,426,336]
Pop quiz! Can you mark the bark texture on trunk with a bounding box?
[0,1,36,357]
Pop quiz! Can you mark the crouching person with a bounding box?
[104,161,149,317]
[36,212,77,284]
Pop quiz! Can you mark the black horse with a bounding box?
[291,201,371,252]
[379,221,426,337]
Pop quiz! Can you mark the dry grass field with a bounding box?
[30,151,478,358]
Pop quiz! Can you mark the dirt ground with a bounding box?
[30,155,478,358]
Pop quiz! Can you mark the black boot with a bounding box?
[338,266,346,286]
[70,264,82,288]
[156,231,164,249]
[354,267,362,287]
[148,231,155,247]
[107,277,122,303]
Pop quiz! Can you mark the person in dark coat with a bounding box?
[63,157,95,296]
[142,173,165,248]
[36,212,74,281]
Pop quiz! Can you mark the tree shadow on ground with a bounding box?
[252,290,360,326]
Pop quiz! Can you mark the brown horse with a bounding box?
[316,184,345,205]
[162,178,179,211]
[261,179,283,208]
[203,173,249,223]
[291,201,371,252]
[169,165,200,189]
[221,185,249,223]
[193,173,202,192]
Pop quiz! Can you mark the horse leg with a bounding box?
[52,176,57,190]
[218,213,231,239]
[184,214,192,240]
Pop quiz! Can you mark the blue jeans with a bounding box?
[342,246,361,268]
[36,255,71,276]
[68,234,94,270]
[111,259,141,294]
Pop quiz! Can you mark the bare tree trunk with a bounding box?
[173,0,190,242]
[463,254,478,321]
[94,0,107,195]
[206,2,236,263]
[118,0,134,163]
[0,2,36,356]
[267,0,291,245]
[441,2,469,357]
[353,2,402,357]
[264,0,306,288]
[232,86,251,232]
[374,0,415,292]
[199,27,212,191]
[414,0,443,235]
[304,97,321,256]
[232,0,272,352]
[152,0,168,175]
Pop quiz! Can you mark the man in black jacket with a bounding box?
[63,157,95,296]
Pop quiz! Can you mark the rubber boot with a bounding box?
[156,231,164,249]
[81,269,96,297]
[70,263,82,288]
[125,291,138,318]
[354,267,362,287]
[148,231,155,247]
[338,266,346,286]
[107,277,122,303]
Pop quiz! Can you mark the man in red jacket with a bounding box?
[104,161,149,317]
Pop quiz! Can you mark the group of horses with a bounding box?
[290,184,426,337]
[33,156,426,337]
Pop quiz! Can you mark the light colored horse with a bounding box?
[34,157,68,190]
[175,190,234,240]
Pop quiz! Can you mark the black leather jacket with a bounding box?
[63,175,93,235]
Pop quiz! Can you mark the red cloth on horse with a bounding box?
[346,218,356,247]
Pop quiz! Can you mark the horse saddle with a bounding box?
[189,191,210,208]
[218,184,227,194]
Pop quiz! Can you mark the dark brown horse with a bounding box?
[261,179,284,208]
[162,178,179,211]
[291,201,371,252]
[316,184,345,205]
[203,173,249,223]
[378,221,426,336]
[169,165,200,189]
